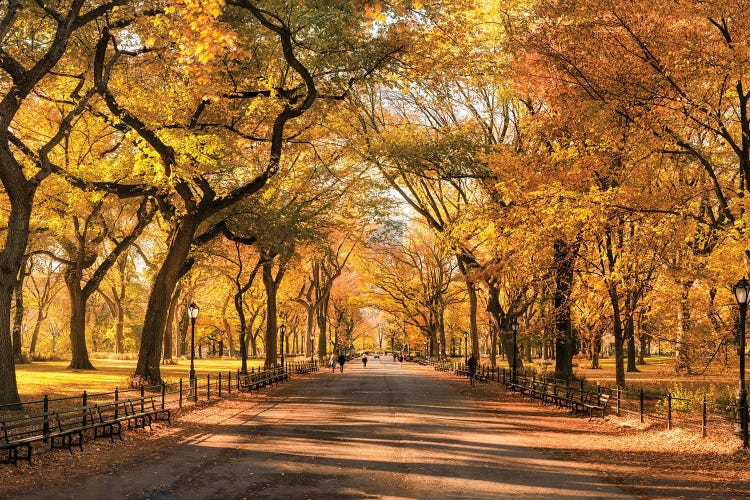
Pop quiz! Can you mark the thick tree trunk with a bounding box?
[162,286,181,364]
[553,239,577,380]
[262,260,278,367]
[66,273,94,370]
[135,217,198,386]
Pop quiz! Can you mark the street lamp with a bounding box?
[734,277,750,448]
[279,324,286,368]
[187,302,199,383]
[423,341,427,358]
[310,334,315,362]
[463,331,469,364]
[511,318,519,383]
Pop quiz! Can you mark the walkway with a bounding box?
[32,358,631,499]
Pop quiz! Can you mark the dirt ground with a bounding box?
[1,368,748,499]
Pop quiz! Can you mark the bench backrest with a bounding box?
[53,405,97,431]
[0,413,52,442]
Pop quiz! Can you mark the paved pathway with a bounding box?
[35,359,632,499]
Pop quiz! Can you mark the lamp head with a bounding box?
[280,324,286,335]
[511,318,519,332]
[736,277,750,306]
[188,302,199,319]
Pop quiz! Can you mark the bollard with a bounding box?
[702,395,707,438]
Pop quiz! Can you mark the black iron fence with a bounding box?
[425,357,740,439]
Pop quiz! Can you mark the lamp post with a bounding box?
[423,341,427,358]
[279,324,286,368]
[437,339,441,360]
[734,277,750,448]
[310,334,315,362]
[511,318,519,383]
[187,302,199,383]
[463,331,469,364]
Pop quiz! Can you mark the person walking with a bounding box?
[338,353,346,373]
[331,355,337,373]
[467,354,478,386]
[362,355,368,368]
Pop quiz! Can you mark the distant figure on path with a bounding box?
[398,354,403,366]
[331,356,337,373]
[338,353,346,373]
[362,355,368,368]
[467,354,477,386]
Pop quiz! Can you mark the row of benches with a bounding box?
[506,377,611,418]
[239,367,289,393]
[0,395,170,466]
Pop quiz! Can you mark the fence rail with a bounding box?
[0,360,319,417]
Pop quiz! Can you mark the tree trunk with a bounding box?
[262,259,278,367]
[553,239,577,379]
[162,285,181,364]
[135,216,198,385]
[591,331,601,369]
[12,260,28,362]
[458,258,480,358]
[675,280,693,374]
[625,295,639,372]
[66,272,94,370]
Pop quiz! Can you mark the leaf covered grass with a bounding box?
[14,356,302,401]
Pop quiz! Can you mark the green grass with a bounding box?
[14,356,307,401]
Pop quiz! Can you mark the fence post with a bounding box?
[43,394,50,440]
[237,369,241,390]
[702,395,707,438]
[140,385,145,412]
[640,389,644,424]
[114,388,120,419]
[228,370,232,394]
[161,381,166,410]
[193,377,198,403]
[82,389,87,407]
[667,393,672,430]
[179,379,183,409]
[218,372,222,398]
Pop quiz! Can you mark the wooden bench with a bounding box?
[239,368,287,393]
[582,393,610,418]
[0,412,52,465]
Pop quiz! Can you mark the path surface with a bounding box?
[33,359,631,499]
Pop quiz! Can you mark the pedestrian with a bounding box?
[362,355,368,368]
[398,354,403,366]
[331,355,337,373]
[338,353,346,373]
[467,354,478,386]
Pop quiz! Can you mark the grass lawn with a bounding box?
[14,356,308,401]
